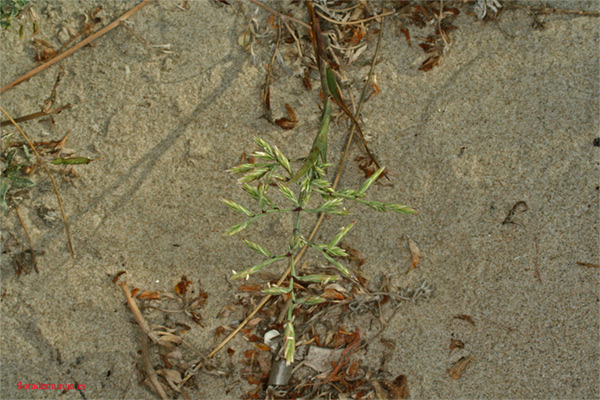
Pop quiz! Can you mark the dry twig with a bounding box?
[120,282,162,344]
[0,104,72,127]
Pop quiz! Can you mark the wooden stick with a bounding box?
[0,0,152,94]
[119,282,162,345]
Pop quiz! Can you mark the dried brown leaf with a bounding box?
[275,103,298,130]
[454,314,475,326]
[408,237,422,270]
[382,374,409,399]
[239,284,262,292]
[284,103,297,122]
[449,338,465,351]
[112,270,126,284]
[448,356,473,379]
[419,55,442,72]
[137,291,160,301]
[174,275,192,295]
[323,288,345,300]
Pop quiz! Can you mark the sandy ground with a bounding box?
[1,0,598,399]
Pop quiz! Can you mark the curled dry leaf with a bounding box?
[448,355,473,379]
[381,374,409,399]
[323,288,345,300]
[238,284,262,292]
[175,275,192,295]
[449,338,465,351]
[112,270,126,284]
[137,291,160,301]
[275,103,298,130]
[454,314,475,326]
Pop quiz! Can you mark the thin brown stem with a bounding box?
[0,104,72,127]
[141,334,170,400]
[333,1,387,189]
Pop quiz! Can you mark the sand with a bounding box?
[1,0,598,399]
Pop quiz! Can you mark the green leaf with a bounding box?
[0,177,10,210]
[10,176,34,188]
[334,189,358,199]
[22,144,30,162]
[242,183,260,200]
[243,239,272,258]
[358,167,385,194]
[325,65,342,104]
[228,163,255,174]
[226,220,251,236]
[295,296,326,306]
[262,285,292,295]
[325,245,347,257]
[51,157,93,165]
[296,274,340,284]
[358,199,386,212]
[328,221,355,248]
[283,321,296,365]
[221,199,253,216]
[328,208,349,216]
[322,252,352,278]
[257,184,274,209]
[274,145,292,175]
[254,137,276,159]
[387,203,417,214]
[311,197,343,213]
[310,178,332,191]
[232,254,287,280]
[238,167,269,183]
[253,151,276,161]
[279,185,298,206]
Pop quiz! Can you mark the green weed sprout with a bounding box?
[0,0,30,29]
[223,137,415,365]
[0,142,34,210]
